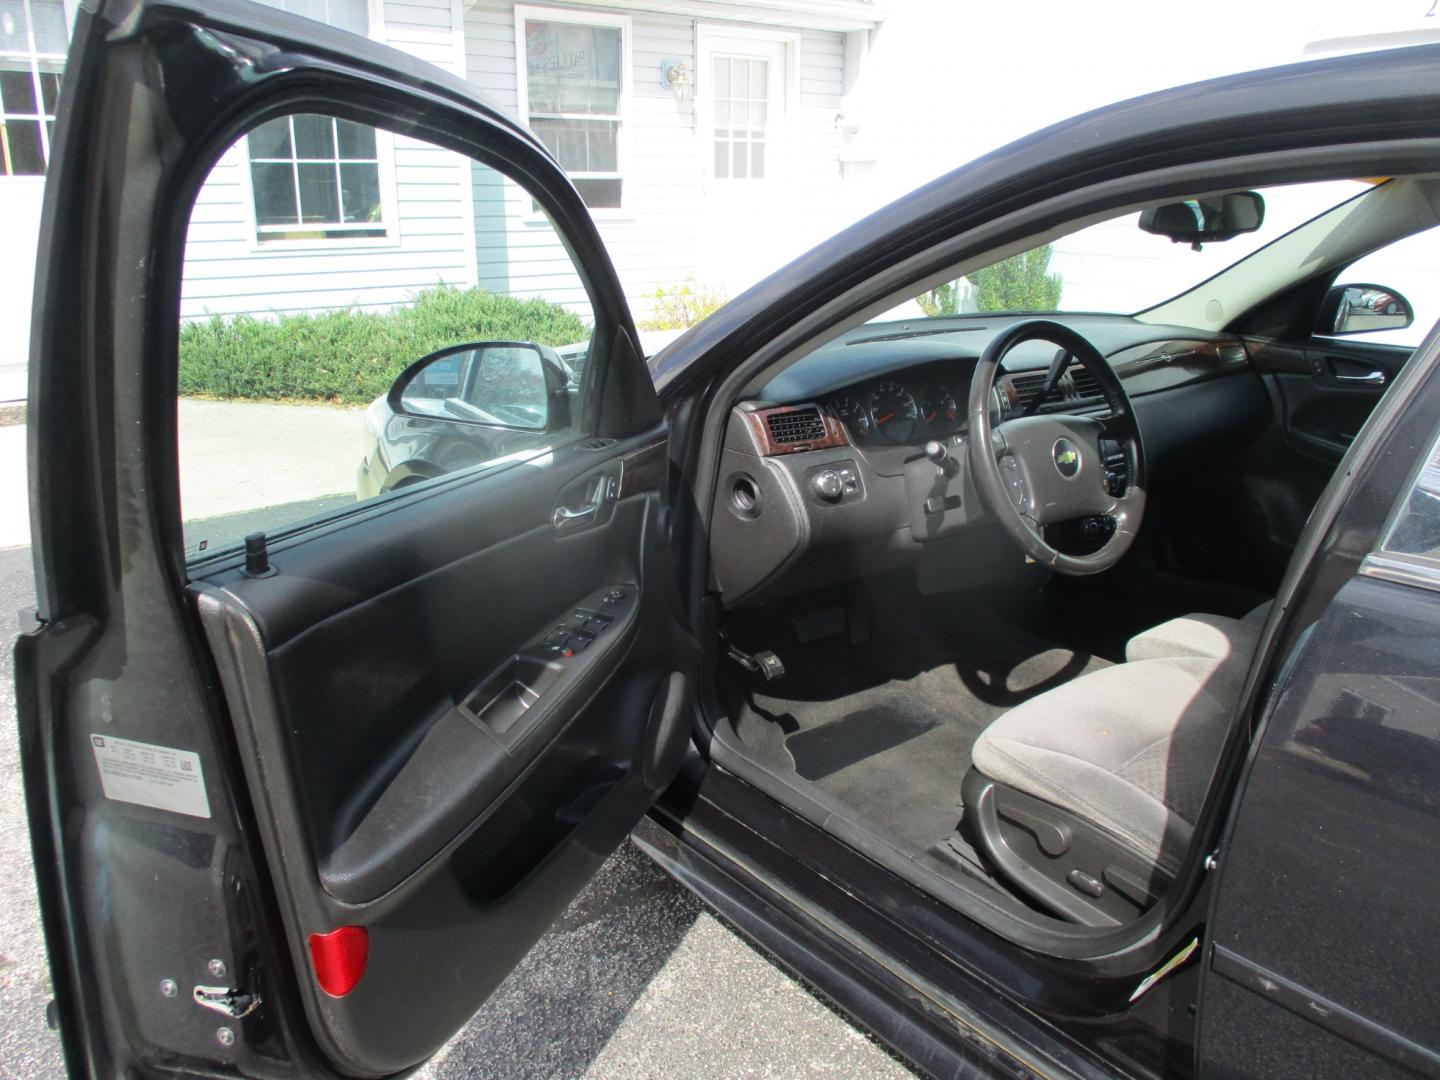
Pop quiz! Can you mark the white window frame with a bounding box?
[0,0,71,181]
[236,0,397,250]
[513,4,632,217]
[695,23,800,186]
[237,120,401,254]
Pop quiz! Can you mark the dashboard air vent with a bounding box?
[765,406,826,445]
[1008,372,1055,411]
[1068,368,1102,402]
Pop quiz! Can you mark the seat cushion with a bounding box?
[1124,600,1271,663]
[971,655,1247,874]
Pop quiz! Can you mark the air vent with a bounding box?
[1220,344,1248,366]
[1008,372,1055,410]
[765,406,826,446]
[1068,368,1102,401]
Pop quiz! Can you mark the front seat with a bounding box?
[962,645,1255,926]
[1124,600,1272,663]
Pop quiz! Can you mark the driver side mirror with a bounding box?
[392,341,570,430]
[1318,283,1415,336]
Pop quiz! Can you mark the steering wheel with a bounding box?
[967,320,1146,575]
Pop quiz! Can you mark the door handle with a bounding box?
[1335,369,1385,386]
[552,472,610,531]
[552,503,598,529]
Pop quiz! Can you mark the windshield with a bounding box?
[880,179,1437,337]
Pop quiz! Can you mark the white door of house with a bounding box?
[695,28,795,295]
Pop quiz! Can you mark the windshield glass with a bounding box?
[882,179,1390,321]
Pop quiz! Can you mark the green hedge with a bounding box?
[178,286,589,405]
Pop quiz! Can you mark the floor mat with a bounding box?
[787,700,941,781]
[729,609,1112,854]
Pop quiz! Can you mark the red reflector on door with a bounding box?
[308,926,369,997]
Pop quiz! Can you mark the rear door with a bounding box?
[16,2,694,1076]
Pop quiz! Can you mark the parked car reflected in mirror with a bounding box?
[357,340,576,499]
[1323,282,1415,335]
[395,341,559,428]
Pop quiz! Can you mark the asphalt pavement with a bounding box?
[0,516,915,1077]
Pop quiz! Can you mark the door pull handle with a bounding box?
[553,503,599,529]
[1335,370,1385,385]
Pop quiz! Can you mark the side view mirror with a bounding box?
[1138,191,1265,250]
[1319,283,1415,336]
[391,341,570,430]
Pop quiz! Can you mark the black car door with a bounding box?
[1196,327,1440,1077]
[15,2,694,1077]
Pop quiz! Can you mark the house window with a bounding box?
[252,0,369,36]
[520,12,625,209]
[0,0,67,176]
[711,56,768,180]
[248,115,386,242]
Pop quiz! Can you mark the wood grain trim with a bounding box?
[744,404,850,457]
[618,437,668,499]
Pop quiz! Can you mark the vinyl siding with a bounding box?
[180,0,476,321]
[465,2,848,321]
[179,0,852,323]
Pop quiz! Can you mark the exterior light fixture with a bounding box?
[661,59,692,103]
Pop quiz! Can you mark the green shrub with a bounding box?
[637,277,727,331]
[916,280,963,317]
[969,245,1063,312]
[178,285,588,404]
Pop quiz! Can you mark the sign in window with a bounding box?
[523,18,624,209]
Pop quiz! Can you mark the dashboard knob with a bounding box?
[924,440,947,463]
[812,469,844,501]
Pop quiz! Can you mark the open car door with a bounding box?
[15,1,695,1075]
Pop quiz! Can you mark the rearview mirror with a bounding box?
[1138,191,1265,250]
[1319,283,1415,336]
[393,341,566,430]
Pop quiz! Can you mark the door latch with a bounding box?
[193,984,261,1019]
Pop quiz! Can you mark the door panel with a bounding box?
[196,433,688,1073]
[1210,337,1416,590]
[1265,338,1410,463]
[18,3,690,1076]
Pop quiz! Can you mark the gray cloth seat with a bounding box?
[971,654,1249,874]
[1124,600,1271,663]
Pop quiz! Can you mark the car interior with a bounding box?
[700,175,1439,929]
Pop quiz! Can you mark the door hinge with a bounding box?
[192,984,261,1019]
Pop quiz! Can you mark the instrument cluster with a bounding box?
[830,376,1002,446]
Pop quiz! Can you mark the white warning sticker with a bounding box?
[89,734,212,819]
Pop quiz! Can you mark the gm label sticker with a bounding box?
[89,735,212,819]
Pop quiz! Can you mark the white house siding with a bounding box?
[179,0,478,321]
[463,2,849,321]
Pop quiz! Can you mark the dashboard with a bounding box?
[711,314,1261,607]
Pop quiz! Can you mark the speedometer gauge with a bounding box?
[919,385,958,432]
[831,393,872,439]
[868,381,919,443]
